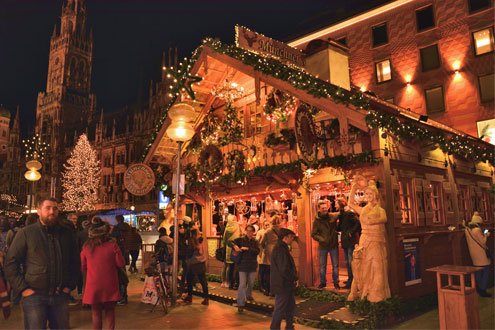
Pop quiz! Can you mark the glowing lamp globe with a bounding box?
[166,121,195,142]
[25,169,41,181]
[168,102,196,123]
[26,159,42,171]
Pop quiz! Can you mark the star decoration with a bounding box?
[165,59,202,100]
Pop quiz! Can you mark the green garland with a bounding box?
[365,111,494,164]
[140,37,369,162]
[202,38,370,110]
[220,102,244,146]
[225,149,246,183]
[139,48,205,162]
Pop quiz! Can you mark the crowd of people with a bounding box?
[0,198,144,329]
[0,185,490,330]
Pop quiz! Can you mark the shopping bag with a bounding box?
[141,275,158,305]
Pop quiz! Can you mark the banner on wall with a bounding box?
[403,238,421,286]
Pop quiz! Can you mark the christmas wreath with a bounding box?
[198,145,224,182]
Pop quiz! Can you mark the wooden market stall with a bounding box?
[143,29,494,299]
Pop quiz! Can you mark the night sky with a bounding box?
[0,0,390,134]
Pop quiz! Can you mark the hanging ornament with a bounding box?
[250,197,258,213]
[211,79,244,103]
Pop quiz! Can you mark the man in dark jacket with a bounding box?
[4,198,79,329]
[335,198,360,289]
[311,200,340,289]
[270,228,297,330]
[112,214,130,305]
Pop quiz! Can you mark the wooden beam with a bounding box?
[204,47,368,131]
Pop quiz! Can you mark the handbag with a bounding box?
[215,247,226,262]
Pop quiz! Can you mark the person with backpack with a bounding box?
[259,215,281,296]
[155,228,173,273]
[111,215,130,305]
[183,229,208,305]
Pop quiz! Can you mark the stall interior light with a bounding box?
[213,188,293,201]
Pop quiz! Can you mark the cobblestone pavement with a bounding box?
[2,274,314,329]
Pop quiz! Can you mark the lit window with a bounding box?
[375,59,392,83]
[425,86,445,113]
[416,5,435,31]
[420,44,441,71]
[398,178,415,224]
[473,28,494,55]
[429,182,444,224]
[479,73,494,102]
[372,23,388,47]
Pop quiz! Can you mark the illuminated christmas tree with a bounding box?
[62,134,101,211]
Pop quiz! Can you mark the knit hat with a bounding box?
[278,228,296,239]
[88,217,109,238]
[470,211,483,224]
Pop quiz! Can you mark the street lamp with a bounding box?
[165,102,197,305]
[25,159,42,213]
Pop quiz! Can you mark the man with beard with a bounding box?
[4,198,79,329]
[311,200,340,289]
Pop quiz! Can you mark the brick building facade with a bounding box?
[289,0,494,137]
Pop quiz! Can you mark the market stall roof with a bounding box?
[143,38,493,166]
[143,40,369,165]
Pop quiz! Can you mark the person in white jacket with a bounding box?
[465,212,492,297]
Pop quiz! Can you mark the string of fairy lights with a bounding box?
[22,133,49,160]
[139,37,369,161]
[365,111,494,164]
[140,37,493,169]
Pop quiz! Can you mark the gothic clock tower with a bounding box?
[35,0,96,200]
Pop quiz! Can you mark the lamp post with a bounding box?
[165,102,196,305]
[24,159,42,213]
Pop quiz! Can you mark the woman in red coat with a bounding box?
[81,217,125,330]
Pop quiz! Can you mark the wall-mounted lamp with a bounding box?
[452,60,462,81]
[404,74,413,91]
[360,86,367,92]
